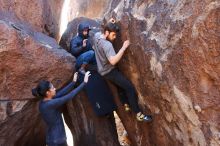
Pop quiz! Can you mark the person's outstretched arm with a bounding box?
[46,72,91,109]
[54,82,75,98]
[46,82,85,109]
[54,72,78,98]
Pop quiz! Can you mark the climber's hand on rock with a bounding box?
[122,40,130,50]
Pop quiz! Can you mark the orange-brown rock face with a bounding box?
[0,0,64,39]
[0,17,74,146]
[105,0,220,146]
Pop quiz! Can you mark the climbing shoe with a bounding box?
[124,104,131,112]
[136,112,152,122]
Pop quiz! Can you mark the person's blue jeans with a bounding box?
[75,50,96,70]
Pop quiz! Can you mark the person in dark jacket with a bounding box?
[32,71,91,146]
[70,22,96,73]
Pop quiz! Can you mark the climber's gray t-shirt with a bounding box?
[94,32,116,76]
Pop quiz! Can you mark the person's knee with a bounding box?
[87,50,95,57]
[78,51,94,63]
[83,50,94,58]
[80,50,94,57]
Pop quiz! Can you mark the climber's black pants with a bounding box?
[104,68,141,113]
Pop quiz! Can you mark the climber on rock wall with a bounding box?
[93,18,153,122]
[32,71,91,146]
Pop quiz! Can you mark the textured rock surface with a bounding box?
[104,0,220,146]
[0,16,74,146]
[58,0,121,42]
[65,0,112,19]
[0,0,64,39]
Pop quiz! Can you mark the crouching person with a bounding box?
[70,22,96,74]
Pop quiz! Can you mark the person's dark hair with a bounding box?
[32,80,51,99]
[104,22,120,33]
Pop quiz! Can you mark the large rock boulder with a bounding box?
[0,0,64,39]
[0,16,74,146]
[104,0,220,146]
